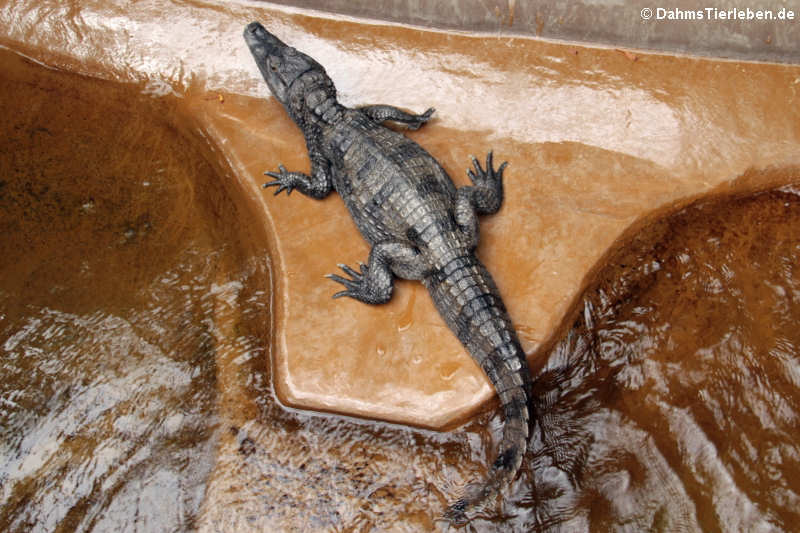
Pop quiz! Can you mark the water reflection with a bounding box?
[1,307,216,531]
[0,49,268,531]
[519,186,800,532]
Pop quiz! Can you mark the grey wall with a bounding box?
[269,0,800,64]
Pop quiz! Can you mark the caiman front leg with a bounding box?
[359,105,435,130]
[263,137,333,199]
[327,241,427,304]
[455,150,508,249]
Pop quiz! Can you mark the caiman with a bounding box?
[244,21,532,523]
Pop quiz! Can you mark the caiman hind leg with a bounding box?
[359,105,435,130]
[327,241,427,304]
[454,150,508,248]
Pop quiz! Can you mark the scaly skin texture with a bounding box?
[244,21,532,523]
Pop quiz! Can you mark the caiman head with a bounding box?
[244,21,336,125]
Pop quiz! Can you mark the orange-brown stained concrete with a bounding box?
[2,1,799,429]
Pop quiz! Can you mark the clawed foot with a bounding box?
[408,107,435,130]
[263,165,299,196]
[467,151,507,188]
[326,262,391,304]
[327,263,369,300]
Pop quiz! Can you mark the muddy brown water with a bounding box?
[0,49,271,530]
[1,48,800,532]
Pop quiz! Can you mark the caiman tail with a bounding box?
[422,254,533,523]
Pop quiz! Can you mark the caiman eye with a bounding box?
[268,58,279,72]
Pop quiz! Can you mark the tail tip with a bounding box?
[442,480,491,525]
[443,498,469,525]
[441,445,524,524]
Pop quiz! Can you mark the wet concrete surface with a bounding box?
[1,0,800,530]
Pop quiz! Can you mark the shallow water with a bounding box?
[1,32,800,533]
[522,185,800,532]
[0,50,270,531]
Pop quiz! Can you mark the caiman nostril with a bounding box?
[245,22,266,38]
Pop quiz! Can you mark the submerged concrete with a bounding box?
[1,0,799,430]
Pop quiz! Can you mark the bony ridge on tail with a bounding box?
[244,21,532,523]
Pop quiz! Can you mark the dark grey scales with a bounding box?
[244,21,532,523]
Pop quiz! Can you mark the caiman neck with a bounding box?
[305,90,343,125]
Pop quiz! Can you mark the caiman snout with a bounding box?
[244,22,331,108]
[243,21,286,57]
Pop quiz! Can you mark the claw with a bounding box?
[410,107,436,130]
[465,151,508,186]
[472,155,483,176]
[339,264,361,279]
[328,262,372,301]
[327,273,351,287]
[328,263,365,290]
[262,164,296,196]
[467,155,483,185]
